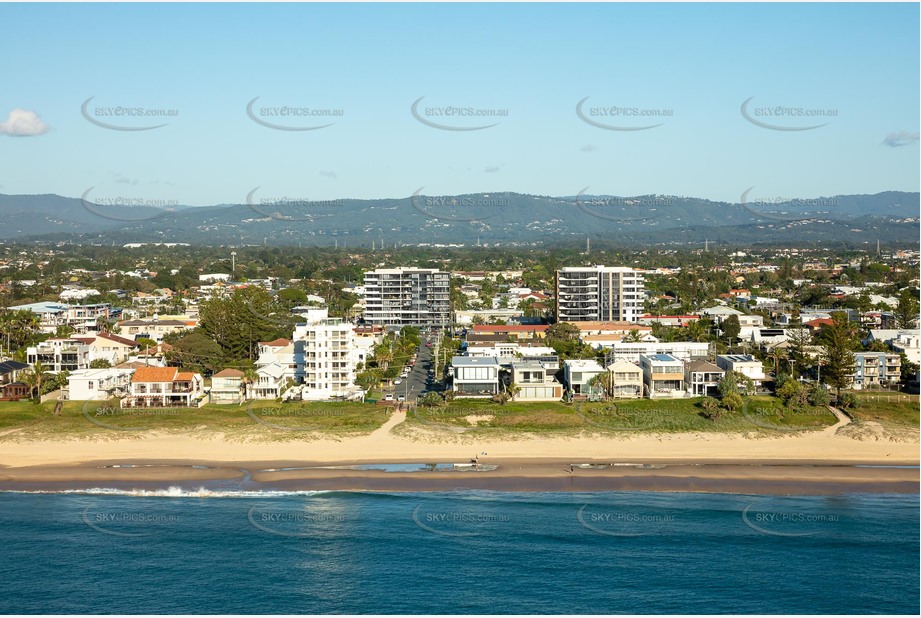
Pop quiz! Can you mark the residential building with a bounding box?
[685,360,725,397]
[699,305,744,325]
[253,363,287,399]
[602,360,644,398]
[0,359,30,400]
[890,331,920,366]
[293,318,361,400]
[851,352,901,389]
[252,338,298,399]
[716,354,769,388]
[468,324,549,339]
[210,368,245,404]
[555,266,645,322]
[510,360,563,401]
[562,359,606,395]
[117,316,194,342]
[8,301,115,334]
[606,341,710,364]
[639,354,686,399]
[363,268,450,327]
[121,366,205,408]
[451,356,500,396]
[637,315,700,327]
[27,338,93,373]
[63,368,135,401]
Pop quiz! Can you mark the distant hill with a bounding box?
[0,190,917,247]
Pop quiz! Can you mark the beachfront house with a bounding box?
[122,366,206,409]
[602,360,644,399]
[562,359,606,396]
[510,360,563,401]
[451,356,500,397]
[63,368,135,401]
[684,360,725,397]
[0,359,30,401]
[210,368,245,404]
[639,354,686,399]
[715,354,769,389]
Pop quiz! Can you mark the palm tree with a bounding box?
[242,368,259,400]
[505,382,521,401]
[623,329,644,343]
[372,341,394,371]
[21,361,51,402]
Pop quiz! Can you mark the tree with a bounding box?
[720,392,743,412]
[505,381,521,401]
[135,337,157,351]
[721,315,741,345]
[89,359,112,369]
[717,371,739,397]
[777,379,808,408]
[785,325,813,377]
[167,332,224,375]
[892,288,919,329]
[816,311,858,399]
[20,361,51,401]
[623,329,644,343]
[546,322,580,342]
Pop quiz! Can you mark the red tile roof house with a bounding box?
[804,318,836,332]
[121,366,206,408]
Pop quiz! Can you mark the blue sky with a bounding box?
[0,2,918,206]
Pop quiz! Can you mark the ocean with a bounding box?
[0,489,917,614]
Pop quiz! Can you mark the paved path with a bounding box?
[823,406,852,435]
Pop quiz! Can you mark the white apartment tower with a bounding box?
[362,268,450,327]
[292,318,357,400]
[555,265,645,322]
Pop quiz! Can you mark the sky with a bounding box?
[0,1,918,207]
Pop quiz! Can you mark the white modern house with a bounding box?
[562,359,606,395]
[715,354,769,388]
[63,368,135,401]
[639,354,686,399]
[510,360,563,401]
[451,356,501,396]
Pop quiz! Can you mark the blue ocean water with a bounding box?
[0,489,917,614]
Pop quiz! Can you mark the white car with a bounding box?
[394,379,402,385]
[397,395,406,402]
[384,394,394,401]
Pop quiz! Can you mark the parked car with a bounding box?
[384,394,394,401]
[397,395,405,402]
[394,379,402,385]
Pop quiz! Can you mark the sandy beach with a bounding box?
[1,409,917,494]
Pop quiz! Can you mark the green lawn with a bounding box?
[850,392,920,428]
[408,395,838,434]
[0,399,390,440]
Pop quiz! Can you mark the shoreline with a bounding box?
[1,457,917,495]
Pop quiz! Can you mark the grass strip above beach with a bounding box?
[408,396,839,434]
[0,400,390,440]
[0,394,916,441]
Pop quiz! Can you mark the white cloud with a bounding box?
[319,170,338,179]
[882,130,920,148]
[0,108,49,137]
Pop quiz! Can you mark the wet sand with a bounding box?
[1,458,917,495]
